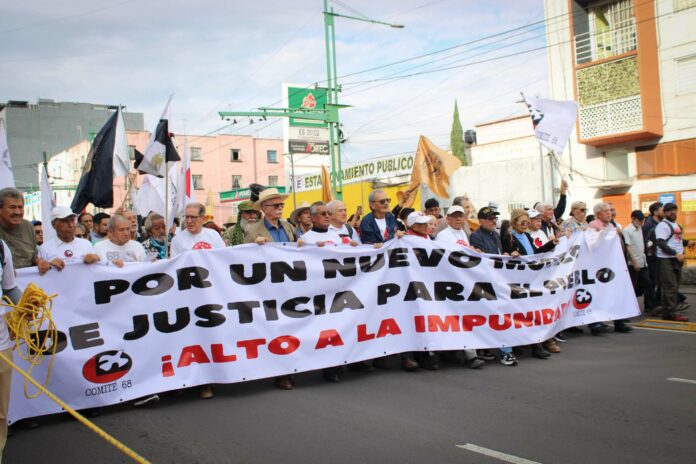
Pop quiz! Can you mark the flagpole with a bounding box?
[165,163,170,259]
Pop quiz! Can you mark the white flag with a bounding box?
[113,107,131,177]
[40,164,57,243]
[0,119,15,189]
[522,94,578,154]
[133,174,165,219]
[139,95,178,177]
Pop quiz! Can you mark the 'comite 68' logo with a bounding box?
[82,350,132,384]
[573,288,592,310]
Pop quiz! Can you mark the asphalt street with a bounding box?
[5,290,696,464]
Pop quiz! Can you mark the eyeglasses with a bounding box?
[314,211,330,217]
[184,215,201,221]
[575,208,587,212]
[519,220,530,226]
[374,198,391,205]
[264,203,285,209]
[75,234,85,238]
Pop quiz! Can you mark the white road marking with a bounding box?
[456,443,542,464]
[633,327,696,335]
[667,377,696,385]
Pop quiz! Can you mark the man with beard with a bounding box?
[223,200,260,246]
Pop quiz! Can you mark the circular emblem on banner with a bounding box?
[64,249,74,258]
[573,288,592,310]
[192,241,213,250]
[82,350,133,384]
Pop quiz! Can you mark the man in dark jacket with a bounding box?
[469,207,503,254]
[359,189,401,244]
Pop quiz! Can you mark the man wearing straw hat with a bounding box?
[289,201,312,239]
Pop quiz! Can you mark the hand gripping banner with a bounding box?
[10,233,639,422]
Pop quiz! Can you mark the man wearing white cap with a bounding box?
[434,206,470,247]
[38,206,100,269]
[405,211,434,239]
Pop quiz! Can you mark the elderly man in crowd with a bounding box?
[222,200,259,246]
[90,212,110,244]
[141,213,168,260]
[327,200,360,244]
[38,206,100,268]
[94,214,146,267]
[0,188,50,275]
[435,205,470,247]
[469,206,518,366]
[171,203,225,256]
[588,202,633,334]
[561,201,589,235]
[290,201,312,239]
[655,203,691,322]
[245,189,298,390]
[360,189,401,244]
[119,209,140,242]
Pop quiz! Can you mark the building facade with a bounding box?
[0,98,144,190]
[544,0,696,232]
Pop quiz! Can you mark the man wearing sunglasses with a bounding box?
[561,201,589,235]
[359,189,402,244]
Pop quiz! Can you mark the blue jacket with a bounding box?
[359,212,398,244]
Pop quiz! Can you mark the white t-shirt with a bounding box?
[94,239,146,264]
[170,228,225,257]
[434,226,470,247]
[328,224,361,244]
[0,241,18,351]
[528,229,550,249]
[39,237,95,263]
[655,220,683,258]
[375,218,387,240]
[300,230,345,246]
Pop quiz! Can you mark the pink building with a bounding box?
[126,131,285,225]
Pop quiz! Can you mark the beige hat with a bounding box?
[224,215,237,226]
[289,201,311,225]
[252,188,289,211]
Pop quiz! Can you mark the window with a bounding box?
[231,175,242,189]
[267,150,278,163]
[128,145,136,160]
[676,55,696,95]
[604,150,629,181]
[230,149,241,162]
[574,0,636,64]
[190,147,202,161]
[192,175,204,190]
[675,0,696,12]
[268,176,278,186]
[636,139,696,178]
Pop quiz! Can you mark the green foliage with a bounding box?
[577,57,639,107]
[450,100,467,165]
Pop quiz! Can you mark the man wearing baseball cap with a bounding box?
[434,206,470,248]
[469,207,502,254]
[656,203,691,322]
[405,211,433,239]
[38,206,100,269]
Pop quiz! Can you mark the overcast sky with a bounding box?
[0,0,548,162]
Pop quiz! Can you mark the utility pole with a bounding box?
[218,2,403,201]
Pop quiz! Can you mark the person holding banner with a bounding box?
[588,202,632,334]
[94,215,146,267]
[38,206,100,267]
[327,200,361,244]
[561,201,589,235]
[0,239,23,460]
[246,189,298,390]
[470,207,518,366]
[359,189,402,245]
[171,203,225,255]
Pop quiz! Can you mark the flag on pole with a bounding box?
[137,95,180,177]
[70,111,120,213]
[177,137,192,216]
[112,107,131,177]
[402,135,461,207]
[522,93,578,154]
[39,163,57,242]
[0,119,15,189]
[133,163,180,228]
[321,165,334,203]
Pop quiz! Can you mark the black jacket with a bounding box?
[502,231,556,256]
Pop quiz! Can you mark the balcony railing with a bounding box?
[574,18,637,64]
[579,95,642,140]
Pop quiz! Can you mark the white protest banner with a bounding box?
[9,233,638,422]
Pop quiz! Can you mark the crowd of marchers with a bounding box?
[0,182,691,451]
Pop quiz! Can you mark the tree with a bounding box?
[450,99,467,165]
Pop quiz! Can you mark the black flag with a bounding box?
[137,119,180,177]
[70,111,119,213]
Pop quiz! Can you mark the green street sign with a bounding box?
[288,87,328,128]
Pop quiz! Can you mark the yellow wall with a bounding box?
[282,181,420,219]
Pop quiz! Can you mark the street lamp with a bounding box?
[323,0,404,199]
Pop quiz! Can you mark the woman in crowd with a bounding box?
[561,201,589,235]
[503,209,560,358]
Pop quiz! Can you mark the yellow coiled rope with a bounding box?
[0,283,150,464]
